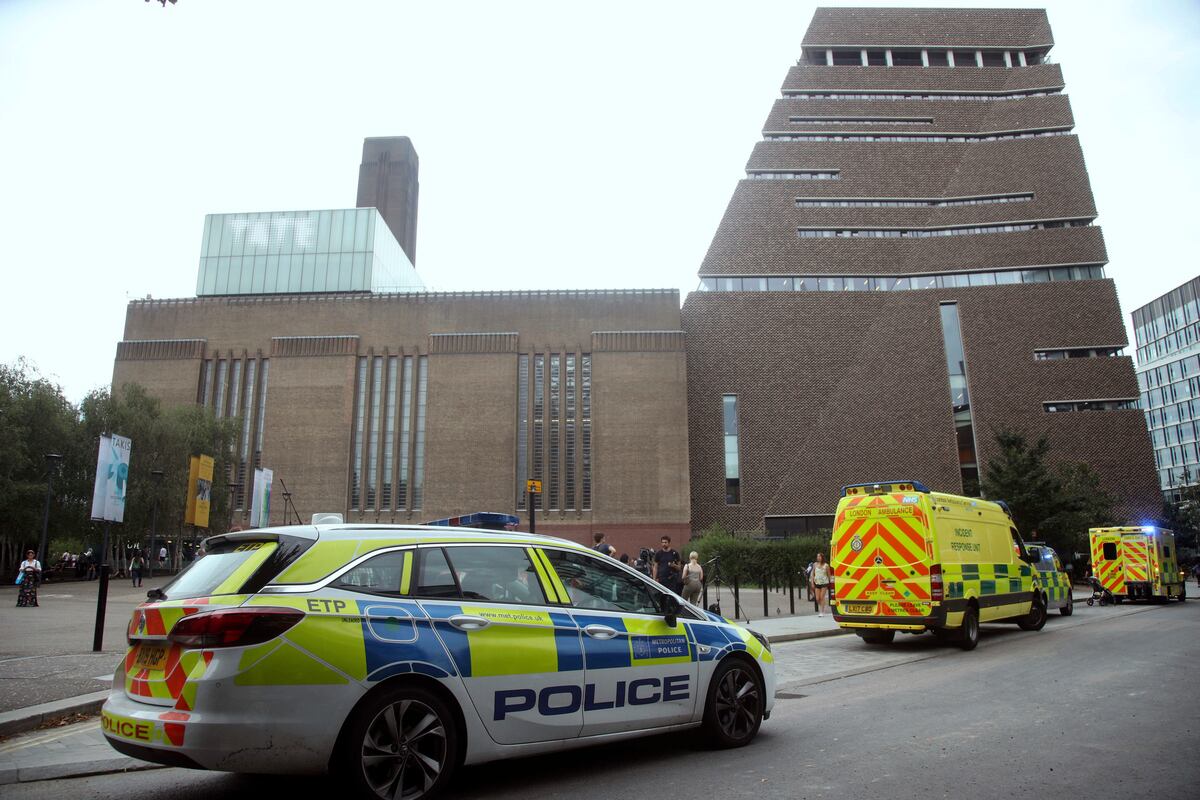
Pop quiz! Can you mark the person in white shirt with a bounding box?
[16,550,42,607]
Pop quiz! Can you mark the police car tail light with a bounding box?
[168,608,304,649]
[930,564,944,602]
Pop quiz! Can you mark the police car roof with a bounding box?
[206,524,587,550]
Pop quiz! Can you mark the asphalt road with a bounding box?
[6,597,1198,799]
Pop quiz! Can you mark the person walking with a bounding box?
[811,552,831,617]
[652,536,682,593]
[130,552,145,588]
[16,550,42,607]
[681,551,704,604]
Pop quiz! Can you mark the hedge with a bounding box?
[688,530,833,586]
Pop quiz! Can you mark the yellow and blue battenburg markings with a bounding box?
[419,604,583,677]
[943,562,1034,601]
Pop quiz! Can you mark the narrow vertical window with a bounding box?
[382,356,397,510]
[237,359,257,510]
[198,360,212,406]
[366,356,383,510]
[517,354,530,510]
[565,354,577,510]
[581,354,592,511]
[214,359,228,418]
[412,356,428,509]
[398,356,414,509]
[228,360,242,419]
[533,354,545,511]
[351,356,367,510]
[723,395,740,504]
[549,354,561,510]
[939,303,980,495]
[254,359,269,468]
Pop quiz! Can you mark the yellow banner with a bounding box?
[185,455,214,528]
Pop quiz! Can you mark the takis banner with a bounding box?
[250,467,273,529]
[90,434,132,523]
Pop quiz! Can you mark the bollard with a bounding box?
[762,580,769,617]
[788,575,795,615]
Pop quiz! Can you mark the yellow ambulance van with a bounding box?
[1088,526,1185,603]
[831,480,1046,650]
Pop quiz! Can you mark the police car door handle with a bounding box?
[448,614,491,631]
[583,624,619,640]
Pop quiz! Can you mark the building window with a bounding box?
[939,304,979,495]
[254,358,269,475]
[549,354,561,511]
[228,360,242,419]
[398,356,414,509]
[782,89,1061,101]
[1035,347,1124,360]
[831,49,862,65]
[411,356,428,510]
[723,394,741,505]
[795,192,1032,209]
[766,128,1072,143]
[236,359,257,511]
[366,355,383,510]
[533,354,545,511]
[197,359,212,406]
[214,359,228,418]
[516,354,530,510]
[789,116,934,125]
[746,170,840,180]
[698,264,1103,293]
[350,356,367,510]
[1044,399,1138,413]
[796,219,1091,239]
[382,356,397,510]
[581,354,593,511]
[565,354,577,511]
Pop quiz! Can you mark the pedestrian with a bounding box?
[1192,561,1200,586]
[681,551,704,604]
[805,561,816,606]
[811,552,831,617]
[619,553,631,566]
[16,549,42,607]
[84,548,97,581]
[130,552,144,587]
[652,536,682,593]
[158,544,168,573]
[592,532,611,555]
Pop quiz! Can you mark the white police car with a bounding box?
[101,525,775,799]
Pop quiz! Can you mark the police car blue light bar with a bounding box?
[422,512,520,531]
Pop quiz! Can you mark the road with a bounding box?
[5,598,1198,799]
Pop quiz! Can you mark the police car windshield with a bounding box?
[160,542,274,600]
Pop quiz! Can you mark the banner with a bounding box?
[250,467,273,529]
[193,455,214,529]
[90,434,132,523]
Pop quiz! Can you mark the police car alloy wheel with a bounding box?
[703,659,764,748]
[342,685,458,800]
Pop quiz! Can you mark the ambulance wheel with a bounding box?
[342,684,458,800]
[958,607,979,651]
[1018,595,1047,631]
[702,657,764,749]
[1060,593,1073,617]
[860,630,895,645]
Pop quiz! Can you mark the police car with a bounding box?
[101,524,775,799]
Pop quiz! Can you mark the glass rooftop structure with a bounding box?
[196,208,424,296]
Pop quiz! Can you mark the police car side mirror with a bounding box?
[659,593,681,627]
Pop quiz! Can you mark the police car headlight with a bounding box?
[749,629,771,653]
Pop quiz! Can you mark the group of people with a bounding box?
[591,532,707,604]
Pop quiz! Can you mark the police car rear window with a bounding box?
[161,542,278,600]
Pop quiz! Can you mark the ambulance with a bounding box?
[1088,526,1186,603]
[100,524,775,800]
[830,480,1046,650]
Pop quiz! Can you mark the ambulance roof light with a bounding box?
[841,480,931,497]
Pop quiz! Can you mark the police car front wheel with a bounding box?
[341,685,459,800]
[702,658,764,748]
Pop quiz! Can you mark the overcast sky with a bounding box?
[2,0,1198,402]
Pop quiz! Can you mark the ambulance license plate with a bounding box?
[135,644,168,670]
[842,602,874,614]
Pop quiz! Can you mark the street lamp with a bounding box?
[280,490,292,526]
[150,469,164,575]
[37,453,63,569]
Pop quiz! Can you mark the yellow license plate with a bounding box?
[842,602,875,614]
[134,644,168,671]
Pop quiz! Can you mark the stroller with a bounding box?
[1086,575,1114,606]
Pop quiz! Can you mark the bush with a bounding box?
[690,527,832,587]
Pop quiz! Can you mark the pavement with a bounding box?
[0,580,1123,786]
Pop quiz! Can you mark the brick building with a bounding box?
[682,7,1160,535]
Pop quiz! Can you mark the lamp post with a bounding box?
[37,453,63,569]
[280,490,292,526]
[150,469,164,575]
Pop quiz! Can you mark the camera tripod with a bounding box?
[703,555,745,621]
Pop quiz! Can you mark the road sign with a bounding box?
[526,479,543,494]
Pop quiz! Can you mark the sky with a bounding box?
[1,0,1198,402]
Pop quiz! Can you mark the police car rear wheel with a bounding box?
[703,659,763,748]
[344,686,457,800]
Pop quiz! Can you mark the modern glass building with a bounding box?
[196,209,424,296]
[1133,275,1200,500]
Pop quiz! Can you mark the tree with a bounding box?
[980,428,1115,563]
